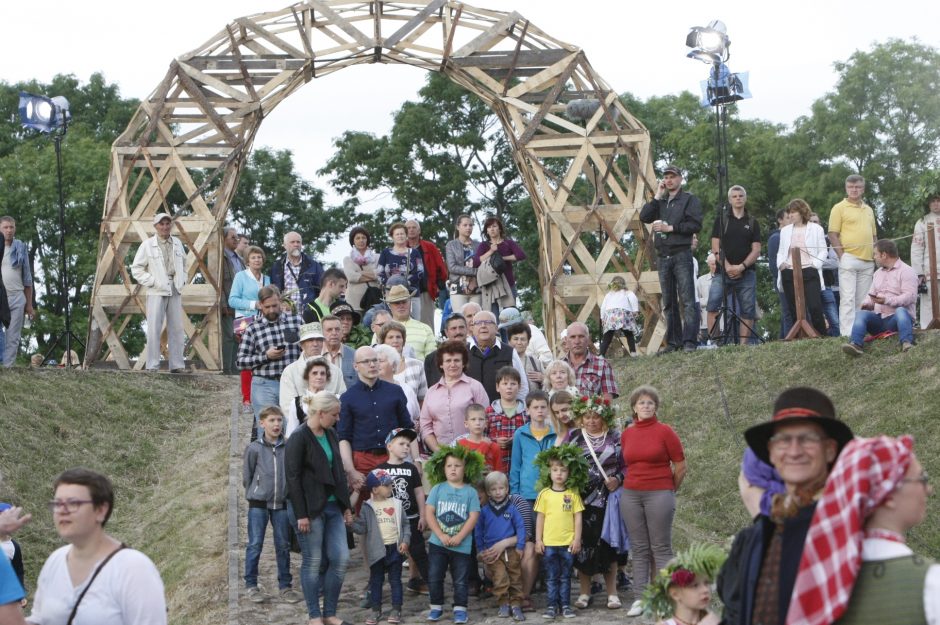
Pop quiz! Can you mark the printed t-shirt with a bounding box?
[373,499,401,545]
[378,460,422,519]
[533,487,584,547]
[426,482,480,554]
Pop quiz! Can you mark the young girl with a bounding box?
[640,544,725,625]
[599,276,640,357]
[549,391,574,446]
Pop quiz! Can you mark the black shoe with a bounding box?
[616,570,631,591]
[590,581,603,595]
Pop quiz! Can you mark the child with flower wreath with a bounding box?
[423,444,484,624]
[639,543,725,625]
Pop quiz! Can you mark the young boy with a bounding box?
[242,406,301,603]
[534,458,583,619]
[378,427,430,595]
[305,267,348,322]
[510,391,556,505]
[352,469,411,625]
[474,472,526,622]
[456,403,504,472]
[0,502,25,608]
[485,367,528,471]
[425,447,481,625]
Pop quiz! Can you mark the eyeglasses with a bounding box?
[474,320,496,326]
[47,499,94,513]
[309,370,328,376]
[900,472,930,488]
[355,358,379,365]
[768,432,826,449]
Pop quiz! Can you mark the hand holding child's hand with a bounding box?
[399,542,409,554]
[535,539,545,555]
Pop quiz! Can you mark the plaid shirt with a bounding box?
[485,398,527,470]
[236,312,303,378]
[282,259,302,312]
[563,352,619,398]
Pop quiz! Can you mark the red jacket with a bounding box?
[414,239,448,299]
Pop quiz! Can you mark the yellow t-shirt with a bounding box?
[533,487,584,547]
[829,198,877,261]
[373,498,401,545]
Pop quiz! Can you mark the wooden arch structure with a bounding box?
[85,0,666,370]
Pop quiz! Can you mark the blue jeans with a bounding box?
[288,501,350,618]
[250,376,281,439]
[370,544,404,609]
[658,249,698,348]
[428,543,471,611]
[850,309,913,346]
[245,506,292,589]
[543,546,573,610]
[821,288,840,336]
[706,270,757,319]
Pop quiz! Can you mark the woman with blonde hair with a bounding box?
[776,199,827,336]
[542,360,578,398]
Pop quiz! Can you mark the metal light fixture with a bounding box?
[699,63,751,107]
[685,20,730,64]
[18,92,71,134]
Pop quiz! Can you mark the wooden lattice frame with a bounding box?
[85,0,667,370]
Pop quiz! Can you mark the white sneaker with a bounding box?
[626,600,643,617]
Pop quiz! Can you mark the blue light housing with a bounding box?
[699,65,751,107]
[18,92,71,133]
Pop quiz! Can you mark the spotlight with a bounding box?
[18,92,71,134]
[685,20,730,64]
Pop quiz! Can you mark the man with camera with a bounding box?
[640,164,703,353]
[237,285,303,439]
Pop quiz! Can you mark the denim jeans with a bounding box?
[706,269,757,319]
[288,501,350,618]
[245,506,292,589]
[370,544,404,609]
[850,309,914,346]
[543,546,573,610]
[777,289,793,339]
[658,249,698,348]
[250,376,281,439]
[820,288,840,337]
[428,543,471,611]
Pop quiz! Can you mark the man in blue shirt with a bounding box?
[338,346,417,499]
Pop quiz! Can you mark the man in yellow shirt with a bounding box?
[828,174,877,336]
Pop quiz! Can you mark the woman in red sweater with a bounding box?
[618,385,686,617]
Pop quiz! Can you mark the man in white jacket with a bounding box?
[131,213,187,372]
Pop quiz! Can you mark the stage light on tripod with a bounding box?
[685,20,730,64]
[699,64,751,107]
[18,92,71,134]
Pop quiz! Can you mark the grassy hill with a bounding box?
[1,332,937,624]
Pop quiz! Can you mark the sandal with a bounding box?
[574,595,591,609]
[606,595,621,610]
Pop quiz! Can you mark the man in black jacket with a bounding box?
[640,164,703,352]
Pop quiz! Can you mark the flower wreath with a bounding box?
[533,444,591,493]
[423,444,486,487]
[571,394,617,428]
[640,542,727,619]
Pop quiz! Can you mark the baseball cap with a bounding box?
[385,427,418,446]
[366,468,394,490]
[152,212,172,224]
[662,164,682,176]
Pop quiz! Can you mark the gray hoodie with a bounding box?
[351,497,411,566]
[243,435,287,509]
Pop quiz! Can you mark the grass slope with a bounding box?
[0,369,232,625]
[610,331,940,555]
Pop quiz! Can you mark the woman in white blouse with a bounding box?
[342,226,379,313]
[776,198,828,336]
[29,468,166,625]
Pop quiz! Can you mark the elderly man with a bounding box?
[466,310,529,402]
[321,314,357,388]
[460,301,482,329]
[385,284,437,360]
[236,285,303,439]
[338,346,418,494]
[842,239,918,356]
[406,219,448,328]
[131,213,187,372]
[0,217,34,367]
[829,174,878,336]
[717,387,854,625]
[279,321,346,418]
[562,322,618,401]
[424,313,469,387]
[220,226,245,374]
[269,231,324,316]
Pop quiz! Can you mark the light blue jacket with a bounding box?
[5,240,32,287]
[509,422,556,500]
[229,269,270,318]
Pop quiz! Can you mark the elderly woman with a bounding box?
[375,344,420,425]
[284,357,333,437]
[787,435,938,625]
[229,245,270,408]
[286,391,354,625]
[776,198,827,336]
[378,321,428,403]
[542,360,579,398]
[28,468,167,625]
[419,339,489,452]
[377,222,425,320]
[564,396,625,610]
[343,226,380,313]
[446,214,481,309]
[618,385,686,617]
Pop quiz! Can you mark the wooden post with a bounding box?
[927,222,940,330]
[784,247,821,340]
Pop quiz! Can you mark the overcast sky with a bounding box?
[3,0,938,258]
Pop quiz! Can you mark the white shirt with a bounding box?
[525,323,554,369]
[861,537,940,625]
[29,545,167,625]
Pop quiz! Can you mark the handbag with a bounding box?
[489,251,506,275]
[360,284,383,311]
[67,543,127,625]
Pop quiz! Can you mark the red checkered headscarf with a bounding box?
[785,435,914,625]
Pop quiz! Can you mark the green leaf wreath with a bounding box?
[640,542,728,620]
[533,444,591,492]
[423,444,486,486]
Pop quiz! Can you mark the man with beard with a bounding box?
[269,231,324,316]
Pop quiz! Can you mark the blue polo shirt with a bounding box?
[338,378,412,451]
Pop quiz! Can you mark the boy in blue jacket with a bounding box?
[509,391,557,505]
[474,471,526,621]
